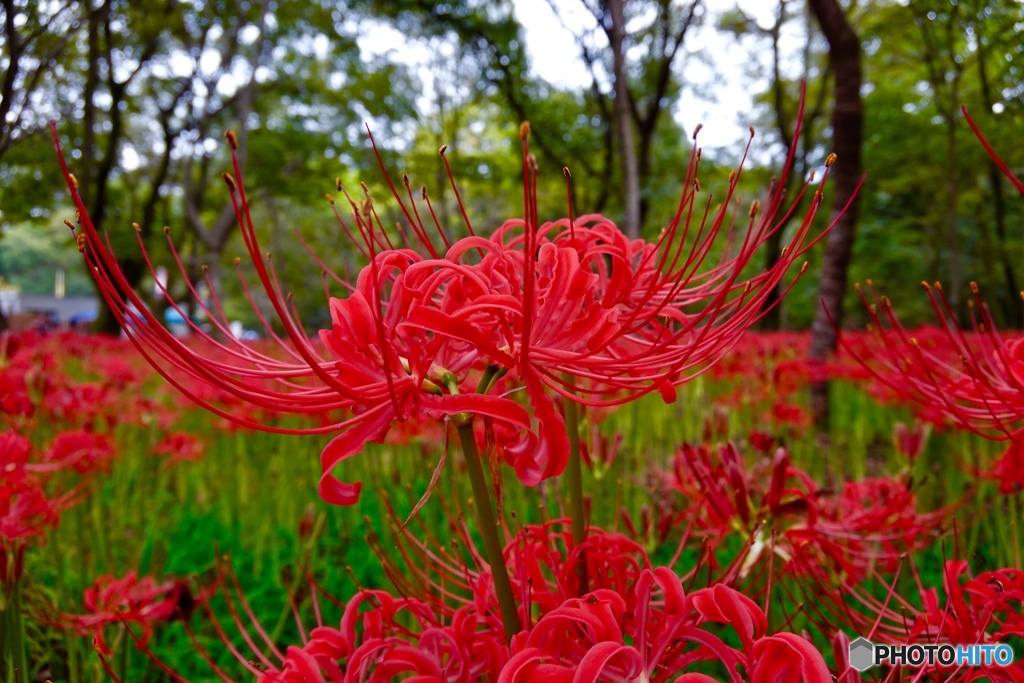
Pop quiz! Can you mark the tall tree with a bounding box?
[0,0,81,331]
[908,0,966,311]
[73,0,187,333]
[720,0,830,329]
[606,0,641,237]
[550,0,703,237]
[807,0,863,427]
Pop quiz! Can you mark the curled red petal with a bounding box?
[751,632,832,683]
[318,405,394,505]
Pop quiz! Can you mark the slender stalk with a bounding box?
[455,422,521,641]
[1,576,29,683]
[563,393,589,595]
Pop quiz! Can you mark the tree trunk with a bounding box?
[607,0,641,239]
[807,0,863,431]
[974,15,1019,325]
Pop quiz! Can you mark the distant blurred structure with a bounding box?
[19,294,98,329]
[0,283,20,318]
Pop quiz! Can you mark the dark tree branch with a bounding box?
[807,0,863,429]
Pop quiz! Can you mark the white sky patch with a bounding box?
[356,20,438,113]
[513,0,596,88]
[121,144,141,171]
[345,0,809,159]
[130,1,811,171]
[511,0,811,156]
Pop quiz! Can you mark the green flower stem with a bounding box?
[1,575,29,683]
[563,392,589,595]
[455,421,521,642]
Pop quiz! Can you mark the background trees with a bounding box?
[1,0,1023,340]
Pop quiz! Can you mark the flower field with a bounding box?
[3,323,1023,682]
[2,106,1024,683]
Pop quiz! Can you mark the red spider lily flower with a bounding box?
[0,481,60,555]
[798,475,945,578]
[847,281,1024,443]
[666,443,944,582]
[245,591,506,683]
[1,432,76,558]
[893,420,930,460]
[839,111,1024,449]
[50,127,560,506]
[93,555,507,683]
[372,501,835,683]
[425,104,838,479]
[0,369,34,420]
[152,431,206,468]
[94,516,839,683]
[985,440,1024,494]
[1,431,32,482]
[68,571,194,656]
[51,80,838,505]
[799,559,1024,682]
[367,513,650,634]
[38,429,115,474]
[499,568,832,682]
[749,431,775,454]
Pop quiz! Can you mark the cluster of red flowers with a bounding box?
[108,520,832,682]
[31,101,1024,683]
[0,429,113,585]
[829,113,1024,499]
[68,571,194,656]
[664,440,945,583]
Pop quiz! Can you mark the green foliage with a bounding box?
[3,0,1024,333]
[0,222,92,296]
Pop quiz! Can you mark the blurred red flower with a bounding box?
[69,571,193,656]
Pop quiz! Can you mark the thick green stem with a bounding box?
[564,395,589,595]
[455,422,521,641]
[1,575,29,683]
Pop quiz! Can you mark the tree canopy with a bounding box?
[2,0,1022,334]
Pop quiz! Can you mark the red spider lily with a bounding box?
[153,431,206,468]
[839,111,1024,448]
[1,431,83,558]
[103,519,839,683]
[666,443,944,582]
[985,440,1024,494]
[68,571,195,656]
[368,512,655,631]
[499,568,832,682]
[0,481,60,556]
[88,553,508,682]
[51,79,839,505]
[847,282,1024,442]
[893,420,930,461]
[0,368,34,420]
[247,592,506,683]
[50,127,559,506]
[798,558,1024,682]
[749,431,775,454]
[38,429,115,473]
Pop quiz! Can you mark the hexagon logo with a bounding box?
[849,637,875,672]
